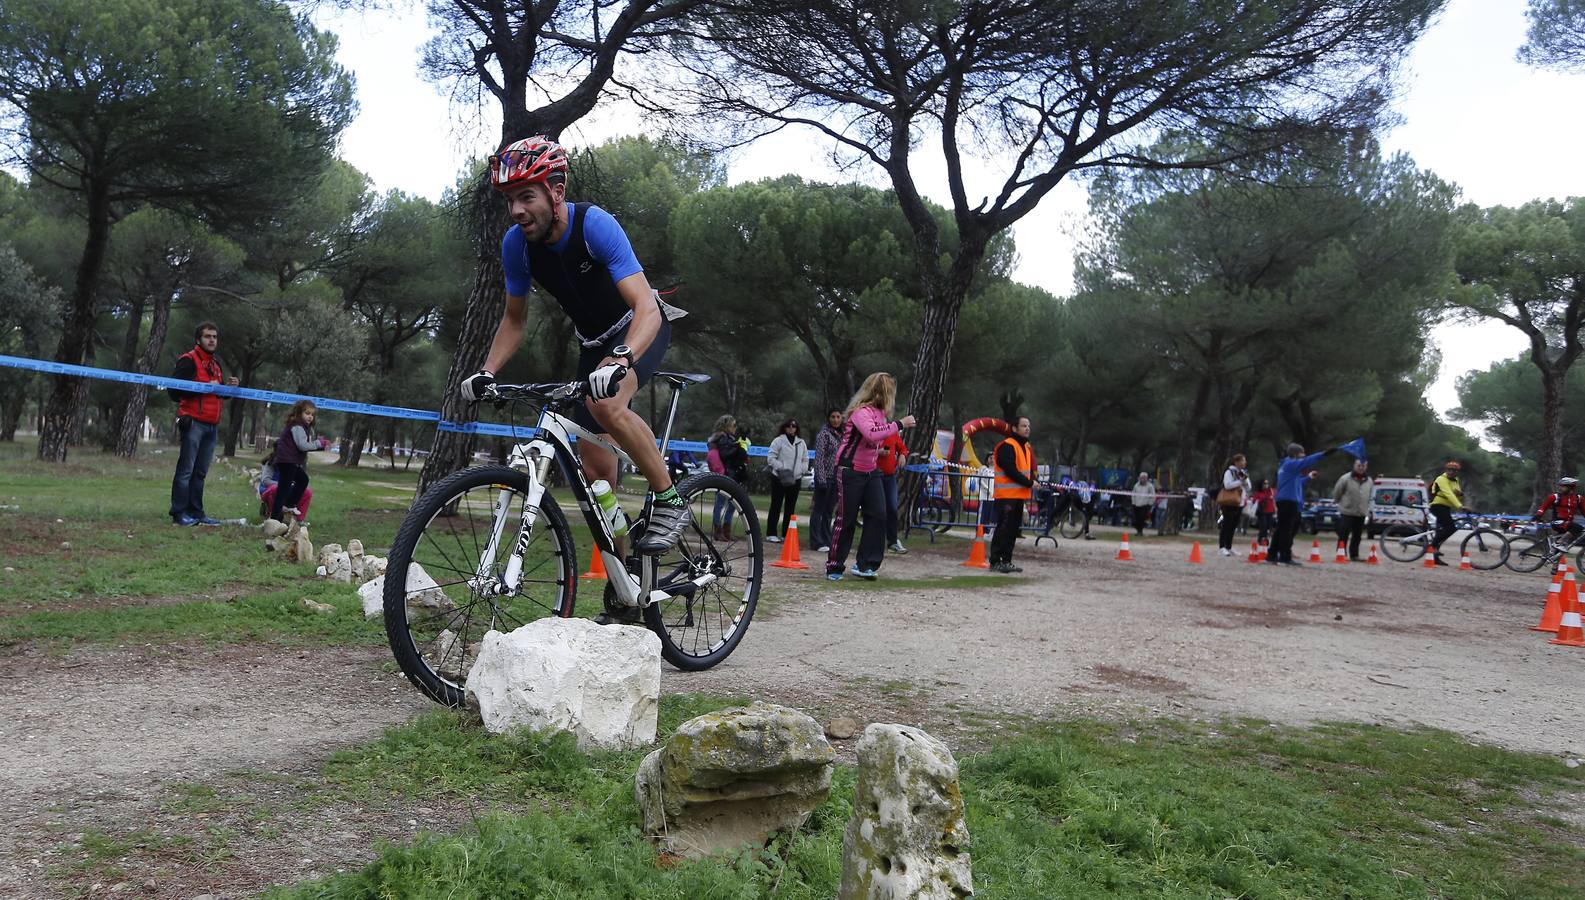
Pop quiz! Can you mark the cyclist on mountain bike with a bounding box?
[458,136,690,554]
[1534,475,1584,544]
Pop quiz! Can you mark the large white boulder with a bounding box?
[465,618,660,750]
[635,702,835,859]
[358,561,452,619]
[839,724,972,900]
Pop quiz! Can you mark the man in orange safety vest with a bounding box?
[989,416,1035,573]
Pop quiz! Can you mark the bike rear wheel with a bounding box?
[1504,536,1551,574]
[638,472,762,671]
[1459,527,1508,570]
[1058,506,1087,539]
[1378,524,1429,562]
[384,465,577,706]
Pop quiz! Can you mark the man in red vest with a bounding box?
[167,321,239,525]
[990,416,1035,573]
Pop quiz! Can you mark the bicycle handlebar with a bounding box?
[483,380,587,405]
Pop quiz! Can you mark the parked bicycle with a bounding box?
[383,373,763,707]
[1377,506,1508,570]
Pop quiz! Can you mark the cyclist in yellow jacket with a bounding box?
[1428,460,1463,566]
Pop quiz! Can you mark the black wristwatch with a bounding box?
[611,344,635,367]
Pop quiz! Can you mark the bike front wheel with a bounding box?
[1459,527,1508,570]
[1378,524,1429,562]
[638,472,762,671]
[1504,535,1551,574]
[384,465,577,706]
[1058,507,1087,540]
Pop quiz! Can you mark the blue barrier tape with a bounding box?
[0,354,806,457]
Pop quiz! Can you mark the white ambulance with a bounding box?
[1368,476,1429,535]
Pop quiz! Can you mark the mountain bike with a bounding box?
[1377,507,1508,569]
[383,373,763,707]
[1503,522,1585,574]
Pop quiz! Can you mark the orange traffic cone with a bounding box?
[1422,550,1437,569]
[1246,540,1261,563]
[1334,540,1349,564]
[579,546,608,580]
[1367,542,1379,565]
[1531,566,1566,633]
[771,515,810,570]
[1549,573,1585,647]
[1459,551,1474,571]
[1189,541,1203,564]
[1116,532,1133,561]
[1308,540,1322,563]
[1258,538,1269,562]
[961,524,990,569]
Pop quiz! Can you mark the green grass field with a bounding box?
[7,440,1583,898]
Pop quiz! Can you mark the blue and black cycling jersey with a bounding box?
[501,202,644,345]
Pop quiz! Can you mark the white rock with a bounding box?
[299,597,336,615]
[359,555,387,585]
[636,702,835,859]
[262,518,289,538]
[347,539,365,578]
[323,551,353,583]
[315,565,328,577]
[465,618,660,750]
[839,724,972,900]
[358,561,453,619]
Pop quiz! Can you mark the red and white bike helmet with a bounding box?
[489,136,569,191]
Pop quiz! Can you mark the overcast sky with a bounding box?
[318,2,1584,443]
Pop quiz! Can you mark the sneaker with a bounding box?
[826,571,843,581]
[989,562,1011,573]
[816,545,831,553]
[766,535,782,544]
[172,514,198,527]
[636,499,693,555]
[1083,533,1095,540]
[1282,560,1303,567]
[1433,557,1449,567]
[196,516,222,526]
[1006,563,1023,573]
[851,567,878,580]
[889,541,908,554]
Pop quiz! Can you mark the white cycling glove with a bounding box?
[587,362,628,400]
[460,369,496,402]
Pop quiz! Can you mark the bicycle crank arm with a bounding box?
[648,572,719,605]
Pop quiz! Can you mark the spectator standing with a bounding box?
[877,430,910,553]
[827,373,916,581]
[1332,459,1374,561]
[1249,479,1277,544]
[989,416,1035,573]
[1216,455,1251,556]
[1130,472,1156,535]
[764,418,809,543]
[1269,442,1334,566]
[1428,460,1464,566]
[269,400,329,523]
[1073,480,1097,539]
[166,321,240,526]
[707,415,748,542]
[809,408,843,552]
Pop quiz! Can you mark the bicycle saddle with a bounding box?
[655,371,711,386]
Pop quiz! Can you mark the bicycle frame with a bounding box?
[472,381,709,611]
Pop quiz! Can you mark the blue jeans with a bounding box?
[170,417,218,520]
[713,492,736,531]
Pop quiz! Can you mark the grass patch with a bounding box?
[268,714,1585,899]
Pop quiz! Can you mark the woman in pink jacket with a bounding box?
[827,372,916,581]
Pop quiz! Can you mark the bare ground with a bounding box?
[3,527,1581,896]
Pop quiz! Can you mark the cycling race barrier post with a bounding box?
[1115,532,1133,561]
[1308,540,1322,563]
[1549,571,1585,647]
[1189,542,1203,564]
[771,515,809,570]
[1532,567,1565,633]
[960,524,989,569]
[1367,542,1380,565]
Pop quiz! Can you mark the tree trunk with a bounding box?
[39,181,113,462]
[1539,367,1566,494]
[0,385,24,441]
[418,186,508,498]
[341,417,368,468]
[114,291,172,458]
[103,294,148,450]
[1162,375,1213,536]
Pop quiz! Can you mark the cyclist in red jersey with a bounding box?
[1535,476,1584,541]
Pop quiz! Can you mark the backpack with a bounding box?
[707,444,724,474]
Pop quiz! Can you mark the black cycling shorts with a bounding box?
[572,318,670,434]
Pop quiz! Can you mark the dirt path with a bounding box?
[4,530,1580,896]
